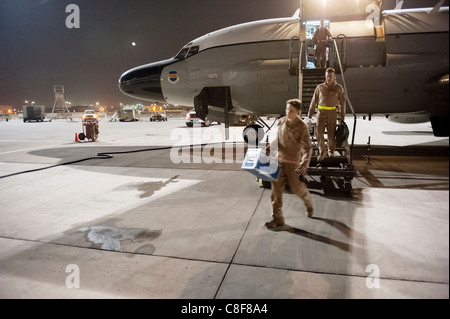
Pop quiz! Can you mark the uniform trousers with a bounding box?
[315,44,327,68]
[271,163,313,222]
[316,108,337,156]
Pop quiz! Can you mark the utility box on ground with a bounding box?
[23,105,46,122]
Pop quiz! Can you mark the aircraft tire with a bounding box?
[344,181,352,192]
[203,118,211,127]
[243,125,264,145]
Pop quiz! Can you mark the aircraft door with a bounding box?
[194,86,232,121]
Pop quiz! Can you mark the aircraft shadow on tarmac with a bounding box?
[25,145,449,195]
[4,146,448,298]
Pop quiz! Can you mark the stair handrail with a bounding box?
[331,37,357,166]
[289,36,301,76]
[299,40,305,100]
[301,39,307,70]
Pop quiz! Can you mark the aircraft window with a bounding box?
[175,47,189,59]
[186,46,199,57]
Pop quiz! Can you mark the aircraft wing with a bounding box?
[299,0,449,21]
[300,0,373,21]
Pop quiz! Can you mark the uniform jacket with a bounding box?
[272,116,313,167]
[308,81,346,119]
[313,27,332,46]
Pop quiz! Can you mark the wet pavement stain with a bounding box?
[114,175,180,199]
[80,226,162,253]
[133,175,179,199]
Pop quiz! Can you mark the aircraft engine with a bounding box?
[387,112,430,124]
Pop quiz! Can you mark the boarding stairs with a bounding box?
[306,123,353,192]
[300,68,325,116]
[291,37,357,192]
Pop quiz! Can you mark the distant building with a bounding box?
[0,105,13,116]
[142,103,190,118]
[62,105,96,112]
[143,104,165,112]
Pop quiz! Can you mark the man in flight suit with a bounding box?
[313,19,333,68]
[265,99,314,228]
[308,67,346,161]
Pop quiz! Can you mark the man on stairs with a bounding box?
[307,67,346,161]
[313,19,333,68]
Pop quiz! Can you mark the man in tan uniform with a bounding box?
[313,19,333,68]
[308,67,346,161]
[265,99,314,228]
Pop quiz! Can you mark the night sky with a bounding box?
[0,0,446,109]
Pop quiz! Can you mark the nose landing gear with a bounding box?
[243,124,265,145]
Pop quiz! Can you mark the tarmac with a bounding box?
[0,115,448,301]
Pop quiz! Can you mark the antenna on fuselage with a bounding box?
[297,0,304,102]
[297,0,303,20]
[430,0,445,13]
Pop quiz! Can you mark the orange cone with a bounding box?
[75,132,79,142]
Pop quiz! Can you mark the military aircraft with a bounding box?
[118,0,449,139]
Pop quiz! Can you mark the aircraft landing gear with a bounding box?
[242,116,278,145]
[243,124,265,145]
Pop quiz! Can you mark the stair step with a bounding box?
[301,69,325,107]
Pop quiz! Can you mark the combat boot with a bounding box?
[306,206,314,218]
[265,217,285,228]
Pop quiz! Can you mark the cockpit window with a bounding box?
[186,46,199,57]
[175,47,189,59]
[175,45,200,59]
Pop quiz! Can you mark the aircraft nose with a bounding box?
[118,59,175,102]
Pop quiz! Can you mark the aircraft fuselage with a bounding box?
[119,8,449,135]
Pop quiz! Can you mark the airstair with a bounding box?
[251,37,357,192]
[295,36,357,192]
[301,68,325,116]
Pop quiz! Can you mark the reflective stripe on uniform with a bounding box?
[318,105,336,110]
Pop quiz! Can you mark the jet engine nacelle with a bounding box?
[388,112,430,124]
